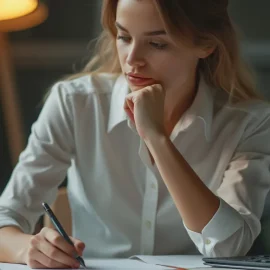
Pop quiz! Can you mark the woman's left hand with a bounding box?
[124,84,166,140]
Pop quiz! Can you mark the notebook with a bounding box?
[203,255,270,270]
[0,255,206,270]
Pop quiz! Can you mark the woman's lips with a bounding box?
[126,75,155,86]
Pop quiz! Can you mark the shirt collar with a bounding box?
[107,74,129,133]
[107,73,214,141]
[172,75,214,141]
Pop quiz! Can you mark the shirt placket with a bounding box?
[139,139,159,255]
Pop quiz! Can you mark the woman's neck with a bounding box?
[164,73,199,137]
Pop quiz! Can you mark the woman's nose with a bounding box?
[126,45,145,68]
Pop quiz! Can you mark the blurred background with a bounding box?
[0,0,270,194]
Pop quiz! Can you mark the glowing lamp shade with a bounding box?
[0,0,38,21]
[0,0,48,32]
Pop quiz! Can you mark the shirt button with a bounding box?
[145,220,152,229]
[205,239,211,245]
[151,183,156,190]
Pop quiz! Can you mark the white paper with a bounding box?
[84,259,171,269]
[130,255,209,269]
[0,259,170,270]
[0,263,31,270]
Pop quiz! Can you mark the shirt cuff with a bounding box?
[0,218,26,232]
[0,204,32,234]
[183,198,244,254]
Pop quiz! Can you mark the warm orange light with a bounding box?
[0,0,38,21]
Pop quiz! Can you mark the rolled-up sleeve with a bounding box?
[0,82,75,234]
[184,109,270,257]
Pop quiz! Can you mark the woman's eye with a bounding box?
[150,42,168,50]
[117,35,168,50]
[117,35,131,42]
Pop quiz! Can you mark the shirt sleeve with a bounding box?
[0,81,75,234]
[184,108,270,257]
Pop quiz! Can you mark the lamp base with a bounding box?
[0,32,25,165]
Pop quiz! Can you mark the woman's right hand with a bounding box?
[24,227,85,269]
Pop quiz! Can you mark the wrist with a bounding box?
[144,131,169,150]
[14,233,32,264]
[0,226,31,264]
[13,232,33,264]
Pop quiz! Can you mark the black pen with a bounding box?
[42,202,86,268]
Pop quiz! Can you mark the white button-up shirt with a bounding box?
[1,73,270,258]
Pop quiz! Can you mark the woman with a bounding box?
[1,0,270,269]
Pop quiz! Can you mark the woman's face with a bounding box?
[116,0,206,93]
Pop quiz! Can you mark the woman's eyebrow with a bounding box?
[115,22,166,36]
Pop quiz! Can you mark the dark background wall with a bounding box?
[1,0,270,193]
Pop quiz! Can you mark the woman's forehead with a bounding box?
[116,0,162,24]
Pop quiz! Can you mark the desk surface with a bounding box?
[0,256,240,270]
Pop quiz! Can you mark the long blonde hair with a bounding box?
[70,0,262,101]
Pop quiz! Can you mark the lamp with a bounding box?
[0,0,38,21]
[0,0,48,165]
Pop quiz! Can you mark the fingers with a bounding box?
[146,84,165,97]
[36,237,79,267]
[69,236,85,256]
[27,227,81,269]
[125,84,164,104]
[124,97,135,124]
[41,228,77,257]
[127,98,134,113]
[142,83,164,93]
[28,249,72,269]
[123,83,164,124]
[26,259,49,269]
[124,97,134,114]
[126,108,136,124]
[153,83,163,91]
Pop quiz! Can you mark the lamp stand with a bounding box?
[0,32,25,166]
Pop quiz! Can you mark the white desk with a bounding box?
[0,256,237,270]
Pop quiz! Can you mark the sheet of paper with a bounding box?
[130,255,209,269]
[0,263,31,270]
[194,268,238,270]
[84,259,172,269]
[0,259,171,270]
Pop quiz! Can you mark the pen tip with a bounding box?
[77,257,86,268]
